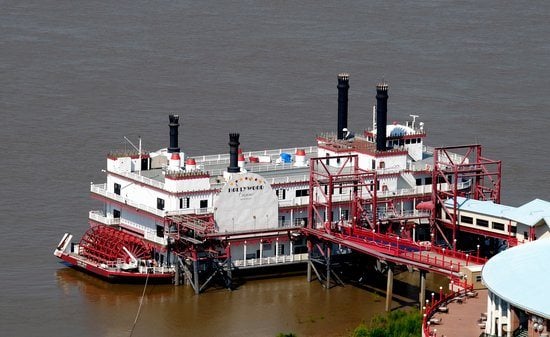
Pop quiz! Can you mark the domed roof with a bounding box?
[386,124,415,137]
[482,238,550,318]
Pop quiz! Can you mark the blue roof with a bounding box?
[444,197,550,227]
[482,238,550,318]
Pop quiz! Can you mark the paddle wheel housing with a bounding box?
[431,144,502,249]
[79,225,154,265]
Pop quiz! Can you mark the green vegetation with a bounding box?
[350,310,422,337]
[274,310,421,337]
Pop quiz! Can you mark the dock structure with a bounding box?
[301,151,496,310]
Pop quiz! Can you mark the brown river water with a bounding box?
[1,1,549,336]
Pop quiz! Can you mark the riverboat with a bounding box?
[54,74,470,287]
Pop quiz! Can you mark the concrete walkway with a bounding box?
[428,289,488,337]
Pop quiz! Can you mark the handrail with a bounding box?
[422,281,475,337]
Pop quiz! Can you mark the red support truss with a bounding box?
[307,154,378,234]
[431,144,502,248]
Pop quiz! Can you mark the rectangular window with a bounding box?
[475,275,482,283]
[296,189,309,197]
[492,222,505,231]
[325,154,329,165]
[405,139,410,144]
[341,210,349,221]
[114,183,121,195]
[524,231,528,240]
[275,189,286,200]
[510,225,517,234]
[416,178,422,186]
[156,225,164,237]
[157,198,165,210]
[425,177,432,185]
[336,157,341,165]
[372,160,376,170]
[339,184,343,194]
[278,244,285,255]
[113,209,121,218]
[200,199,208,209]
[476,219,489,227]
[461,216,473,224]
[411,138,417,144]
[180,197,190,209]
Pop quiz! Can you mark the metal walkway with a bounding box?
[302,226,486,277]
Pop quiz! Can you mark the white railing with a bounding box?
[91,183,167,218]
[233,253,309,267]
[165,207,215,216]
[120,218,167,246]
[109,169,166,189]
[88,210,121,225]
[194,146,318,164]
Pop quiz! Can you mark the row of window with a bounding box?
[415,176,453,186]
[459,215,516,233]
[157,197,208,210]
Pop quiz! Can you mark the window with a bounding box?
[156,225,164,237]
[114,183,121,195]
[325,154,329,165]
[476,219,489,227]
[200,199,208,209]
[379,161,385,169]
[336,157,341,165]
[510,225,517,234]
[113,209,120,218]
[180,197,190,209]
[278,244,285,255]
[341,210,349,221]
[416,178,422,186]
[475,275,482,283]
[461,216,473,224]
[405,139,410,144]
[372,160,376,169]
[157,198,165,210]
[296,189,309,197]
[411,138,417,144]
[492,222,505,231]
[275,189,286,200]
[425,177,432,185]
[339,184,343,194]
[524,231,528,240]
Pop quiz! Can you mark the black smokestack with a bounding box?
[227,133,240,173]
[168,114,180,153]
[376,83,388,151]
[337,73,350,140]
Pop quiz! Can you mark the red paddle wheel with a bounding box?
[79,225,153,265]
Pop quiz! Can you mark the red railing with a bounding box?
[328,227,484,273]
[421,279,474,337]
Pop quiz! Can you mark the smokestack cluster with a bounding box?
[168,114,180,153]
[375,83,388,151]
[227,133,241,173]
[337,73,350,140]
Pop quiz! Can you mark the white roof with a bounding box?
[445,197,550,227]
[482,238,550,318]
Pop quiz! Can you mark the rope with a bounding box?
[129,270,150,337]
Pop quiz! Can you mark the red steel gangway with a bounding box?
[302,226,486,277]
